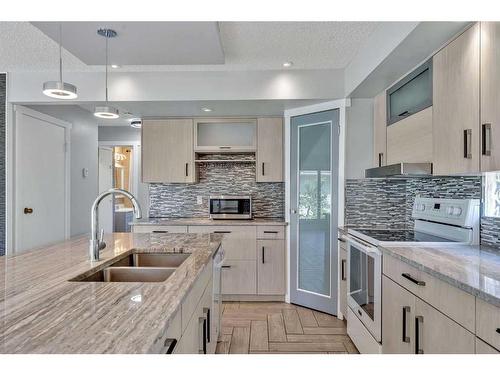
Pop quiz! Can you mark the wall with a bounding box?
[345,176,499,249]
[28,105,98,237]
[149,154,284,218]
[0,74,5,256]
[345,98,373,179]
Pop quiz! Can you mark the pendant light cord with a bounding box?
[105,33,109,103]
[59,23,63,83]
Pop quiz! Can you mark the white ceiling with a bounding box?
[31,22,225,66]
[0,21,381,72]
[74,99,327,126]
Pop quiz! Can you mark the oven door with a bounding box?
[347,236,382,342]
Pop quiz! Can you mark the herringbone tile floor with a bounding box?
[216,302,359,354]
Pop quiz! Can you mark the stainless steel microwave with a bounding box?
[209,196,252,220]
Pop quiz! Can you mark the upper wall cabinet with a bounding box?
[373,91,387,167]
[194,118,257,153]
[480,22,500,172]
[256,117,283,182]
[386,59,433,126]
[433,23,480,175]
[142,119,196,183]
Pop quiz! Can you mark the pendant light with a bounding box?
[94,28,119,119]
[42,23,78,99]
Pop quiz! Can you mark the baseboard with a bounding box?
[222,294,285,302]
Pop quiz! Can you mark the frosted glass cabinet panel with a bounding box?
[194,118,257,152]
[387,59,433,125]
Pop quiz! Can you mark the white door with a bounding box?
[14,108,69,253]
[98,147,113,233]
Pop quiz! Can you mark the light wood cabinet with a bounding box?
[432,23,480,175]
[221,260,257,295]
[338,243,348,319]
[194,118,257,153]
[132,225,188,234]
[386,107,433,165]
[142,119,195,183]
[188,225,257,260]
[382,275,415,354]
[257,239,285,295]
[256,117,283,182]
[480,22,500,172]
[475,298,500,351]
[414,298,475,354]
[373,91,387,167]
[476,338,500,354]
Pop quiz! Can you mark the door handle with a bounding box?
[402,306,410,343]
[341,259,347,281]
[24,207,34,214]
[482,123,492,156]
[464,129,473,159]
[415,316,424,354]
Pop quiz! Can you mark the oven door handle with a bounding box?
[347,237,380,255]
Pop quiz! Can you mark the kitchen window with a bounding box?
[484,172,500,217]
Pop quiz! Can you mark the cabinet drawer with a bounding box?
[383,254,475,332]
[182,259,212,333]
[476,298,500,351]
[132,225,188,234]
[257,225,285,239]
[221,260,256,295]
[189,225,256,260]
[476,337,500,354]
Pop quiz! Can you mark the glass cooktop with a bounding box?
[355,229,454,243]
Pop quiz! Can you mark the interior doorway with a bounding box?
[98,144,136,232]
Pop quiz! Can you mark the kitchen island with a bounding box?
[0,233,222,354]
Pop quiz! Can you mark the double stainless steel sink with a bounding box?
[70,253,190,283]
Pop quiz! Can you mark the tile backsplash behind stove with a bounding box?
[149,155,284,218]
[345,176,500,249]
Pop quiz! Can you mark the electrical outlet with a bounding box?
[197,196,203,205]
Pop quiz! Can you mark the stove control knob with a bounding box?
[447,206,454,215]
[416,203,425,212]
[453,207,462,216]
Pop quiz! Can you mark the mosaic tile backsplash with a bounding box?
[345,176,500,249]
[149,156,284,218]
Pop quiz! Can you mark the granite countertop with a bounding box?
[0,232,222,353]
[130,217,288,226]
[381,243,500,307]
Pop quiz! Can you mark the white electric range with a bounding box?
[345,197,480,353]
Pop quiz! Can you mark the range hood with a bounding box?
[365,163,433,178]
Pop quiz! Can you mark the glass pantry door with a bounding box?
[290,110,339,314]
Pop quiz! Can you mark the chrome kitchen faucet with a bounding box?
[89,188,142,262]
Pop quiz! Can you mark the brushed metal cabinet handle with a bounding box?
[221,265,231,269]
[402,306,411,343]
[263,231,278,234]
[464,129,473,159]
[152,230,168,233]
[378,152,384,167]
[219,146,231,149]
[214,231,231,234]
[401,273,426,286]
[262,162,265,176]
[341,259,347,281]
[185,162,189,177]
[482,123,492,156]
[415,316,424,354]
[163,338,177,354]
[262,246,265,264]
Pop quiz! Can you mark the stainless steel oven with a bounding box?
[209,196,252,219]
[347,235,382,342]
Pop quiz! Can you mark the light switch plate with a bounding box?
[197,196,203,205]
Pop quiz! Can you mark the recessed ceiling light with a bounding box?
[283,61,293,68]
[111,64,120,69]
[201,107,212,112]
[130,118,142,128]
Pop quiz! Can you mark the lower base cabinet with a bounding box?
[338,244,348,319]
[257,239,285,295]
[221,260,257,295]
[476,338,500,354]
[382,275,475,354]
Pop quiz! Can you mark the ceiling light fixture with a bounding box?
[94,28,119,119]
[130,118,142,129]
[42,23,78,99]
[282,61,293,68]
[201,107,212,112]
